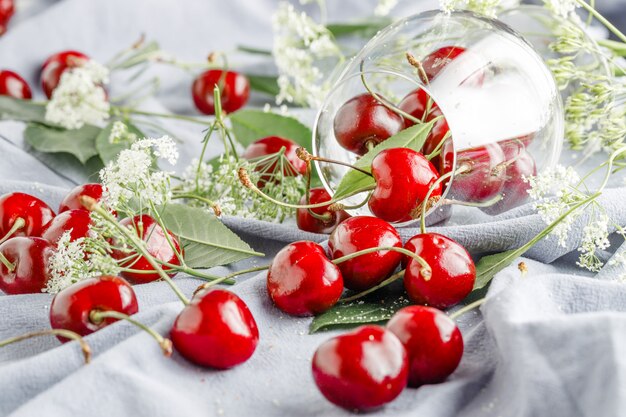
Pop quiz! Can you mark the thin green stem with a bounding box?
[172,193,221,216]
[195,124,217,192]
[0,329,91,364]
[420,169,458,234]
[0,251,15,272]
[114,106,212,126]
[575,0,626,44]
[449,298,486,320]
[339,269,405,303]
[332,246,431,279]
[156,260,235,284]
[195,265,270,293]
[0,217,25,245]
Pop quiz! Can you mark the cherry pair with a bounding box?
[312,305,463,411]
[192,69,250,115]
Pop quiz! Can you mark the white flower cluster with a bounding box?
[108,121,138,144]
[45,60,111,130]
[543,0,579,19]
[374,0,398,16]
[576,214,611,272]
[272,2,342,107]
[608,249,626,282]
[100,136,178,210]
[439,0,513,17]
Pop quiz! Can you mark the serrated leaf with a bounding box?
[326,18,391,38]
[24,123,102,164]
[0,96,48,123]
[310,295,410,333]
[244,74,279,96]
[95,120,144,164]
[332,122,434,200]
[473,249,517,290]
[158,204,263,269]
[229,109,312,148]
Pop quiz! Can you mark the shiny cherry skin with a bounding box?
[296,187,349,234]
[328,216,402,291]
[333,93,404,155]
[112,215,182,284]
[267,241,343,316]
[59,183,105,213]
[0,0,14,36]
[41,50,89,99]
[49,275,139,340]
[422,46,467,81]
[312,325,409,411]
[387,305,464,387]
[171,288,259,369]
[192,69,250,115]
[403,233,475,309]
[41,209,91,244]
[0,237,54,294]
[242,136,308,183]
[443,142,506,203]
[0,192,55,238]
[369,148,442,223]
[481,141,537,215]
[0,70,32,99]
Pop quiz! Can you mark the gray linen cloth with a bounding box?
[1,0,626,416]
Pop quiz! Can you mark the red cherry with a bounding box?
[312,325,409,411]
[59,183,105,213]
[296,187,349,234]
[49,275,139,339]
[403,233,475,309]
[112,215,182,284]
[421,46,467,81]
[0,237,54,294]
[192,69,250,115]
[0,192,55,238]
[41,209,91,244]
[328,216,402,291]
[171,288,259,368]
[333,93,404,155]
[0,70,32,99]
[481,141,537,215]
[387,305,463,387]
[41,50,89,99]
[368,148,442,223]
[242,136,308,183]
[267,241,343,316]
[0,0,14,36]
[443,143,506,203]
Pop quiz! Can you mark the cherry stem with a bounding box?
[89,310,172,356]
[406,52,430,85]
[296,147,373,177]
[81,196,191,306]
[0,329,91,364]
[449,298,486,320]
[332,246,432,280]
[195,123,217,193]
[172,194,222,216]
[156,260,236,285]
[339,269,405,304]
[0,217,25,245]
[194,264,270,294]
[329,192,372,211]
[238,167,375,209]
[0,251,15,272]
[304,160,332,223]
[425,131,451,161]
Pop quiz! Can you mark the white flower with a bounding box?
[525,165,580,201]
[374,0,397,16]
[543,0,579,19]
[439,0,511,17]
[608,249,626,282]
[576,214,611,271]
[45,60,110,130]
[108,121,138,144]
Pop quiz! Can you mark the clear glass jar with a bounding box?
[313,10,564,226]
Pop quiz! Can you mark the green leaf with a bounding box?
[473,250,517,290]
[0,96,48,124]
[95,120,144,164]
[326,18,392,38]
[24,123,102,164]
[244,74,279,96]
[332,122,434,200]
[229,109,312,148]
[158,203,263,269]
[310,295,410,333]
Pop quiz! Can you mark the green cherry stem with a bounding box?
[0,251,15,272]
[0,329,91,364]
[156,260,235,285]
[194,264,270,293]
[0,217,25,245]
[89,310,172,356]
[449,298,486,320]
[172,193,222,216]
[296,147,373,177]
[339,269,405,304]
[332,246,431,280]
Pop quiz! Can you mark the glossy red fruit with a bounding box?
[0,192,55,238]
[41,209,91,244]
[267,241,343,316]
[171,288,259,368]
[0,237,54,294]
[112,215,182,284]
[333,93,404,155]
[192,69,250,115]
[328,216,402,291]
[0,0,14,36]
[481,141,536,215]
[242,136,307,183]
[369,148,442,223]
[312,325,409,411]
[387,305,463,387]
[0,70,32,99]
[422,46,467,81]
[59,183,105,213]
[41,50,89,99]
[404,233,475,309]
[49,275,139,339]
[444,143,506,203]
[296,187,349,234]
